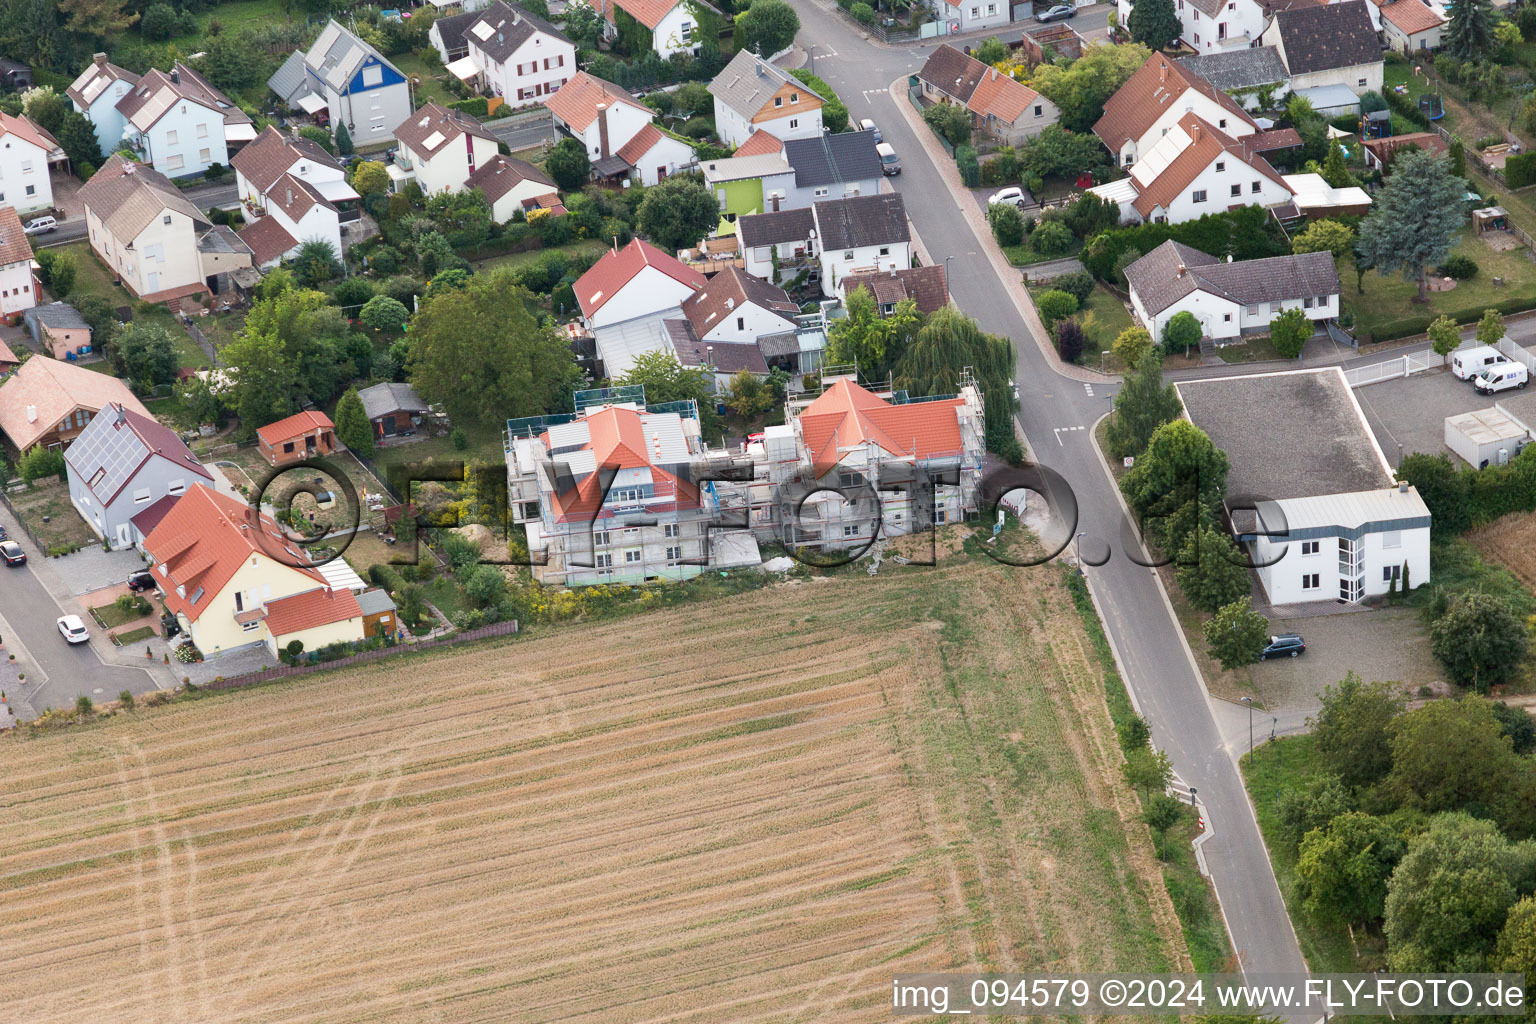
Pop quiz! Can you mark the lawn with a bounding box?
[1216,334,1288,363]
[393,50,454,108]
[1006,237,1083,268]
[1242,734,1384,973]
[56,242,206,369]
[368,420,507,482]
[1030,282,1134,367]
[89,595,154,629]
[6,479,97,556]
[469,237,609,274]
[0,555,1194,1019]
[111,625,157,645]
[1343,228,1536,342]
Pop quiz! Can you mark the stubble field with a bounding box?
[0,554,1186,1022]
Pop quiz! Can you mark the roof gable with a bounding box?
[916,44,986,102]
[573,238,707,317]
[543,71,650,132]
[708,49,822,118]
[64,402,211,505]
[1093,52,1257,153]
[782,129,882,186]
[797,379,965,476]
[812,193,910,250]
[0,356,153,451]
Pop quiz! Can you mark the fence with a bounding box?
[831,3,923,41]
[1342,348,1444,388]
[1498,337,1536,372]
[199,619,520,691]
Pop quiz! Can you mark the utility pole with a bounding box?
[1242,695,1254,764]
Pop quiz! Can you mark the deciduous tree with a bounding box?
[408,267,583,428]
[351,160,390,196]
[545,137,591,191]
[1175,523,1251,613]
[1291,218,1355,259]
[1128,0,1180,52]
[359,294,410,331]
[1203,597,1268,670]
[1387,695,1522,815]
[1477,306,1507,346]
[1032,42,1151,133]
[1107,347,1180,458]
[1297,812,1406,925]
[1269,306,1311,359]
[1430,592,1529,692]
[735,0,799,56]
[637,176,718,253]
[110,322,179,385]
[1311,671,1404,792]
[1111,326,1153,367]
[222,328,298,436]
[1428,314,1462,358]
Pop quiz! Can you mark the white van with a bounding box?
[1475,362,1529,394]
[1451,344,1510,379]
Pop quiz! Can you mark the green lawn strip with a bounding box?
[468,238,609,273]
[369,421,506,482]
[1063,569,1235,972]
[112,626,157,646]
[422,576,470,624]
[1343,229,1536,342]
[1215,335,1287,364]
[1241,734,1376,972]
[1082,284,1134,350]
[1006,238,1083,268]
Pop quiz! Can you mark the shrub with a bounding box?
[988,202,1025,246]
[1036,288,1078,326]
[1056,317,1085,363]
[1031,219,1072,255]
[1269,306,1312,359]
[1437,254,1479,280]
[1051,270,1095,305]
[1506,152,1536,189]
[332,276,374,308]
[76,694,93,716]
[451,427,469,450]
[850,1,876,23]
[680,116,714,139]
[449,97,489,117]
[119,690,135,709]
[956,145,980,187]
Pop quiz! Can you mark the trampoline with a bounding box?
[1419,94,1445,120]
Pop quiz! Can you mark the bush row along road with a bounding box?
[790,0,1313,1003]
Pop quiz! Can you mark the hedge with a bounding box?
[1082,207,1287,280]
[1400,447,1536,533]
[1506,151,1536,189]
[956,144,980,187]
[369,564,407,593]
[1382,88,1430,131]
[448,97,489,118]
[1359,293,1536,344]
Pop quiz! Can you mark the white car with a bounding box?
[23,216,57,235]
[988,187,1027,208]
[57,615,90,644]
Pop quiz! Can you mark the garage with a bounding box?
[1444,406,1530,468]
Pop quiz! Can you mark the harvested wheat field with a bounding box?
[1468,510,1536,589]
[0,555,1187,1023]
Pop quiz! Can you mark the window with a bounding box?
[1246,305,1259,316]
[814,187,829,197]
[1358,78,1367,88]
[1218,22,1227,39]
[666,546,681,562]
[19,160,30,174]
[789,118,799,129]
[775,96,783,107]
[987,2,996,12]
[1194,32,1200,42]
[594,530,610,546]
[843,250,854,260]
[283,442,295,454]
[132,488,152,503]
[168,479,186,495]
[664,523,680,538]
[1033,105,1042,117]
[1269,301,1281,313]
[196,123,208,138]
[1192,189,1207,203]
[790,92,799,103]
[842,524,860,537]
[936,509,947,524]
[1301,540,1320,555]
[595,553,612,568]
[970,6,979,16]
[1303,296,1313,308]
[1316,295,1328,307]
[1215,161,1225,172]
[1382,530,1402,549]
[624,549,641,564]
[1383,565,1401,582]
[1251,180,1261,193]
[242,621,261,633]
[878,246,890,256]
[736,316,745,331]
[199,148,210,163]
[24,184,33,196]
[1223,312,1232,322]
[166,155,183,170]
[362,65,384,88]
[166,130,178,145]
[1230,184,1241,197]
[680,20,692,39]
[1301,573,1320,590]
[1218,117,1227,128]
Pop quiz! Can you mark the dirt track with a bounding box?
[0,557,1185,1022]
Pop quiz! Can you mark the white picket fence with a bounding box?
[1343,349,1444,388]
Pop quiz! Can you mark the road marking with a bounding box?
[1083,383,1095,396]
[860,89,887,104]
[1051,425,1086,445]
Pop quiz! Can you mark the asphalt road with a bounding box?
[794,0,1314,994]
[39,180,240,248]
[0,508,158,719]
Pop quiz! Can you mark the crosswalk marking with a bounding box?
[1083,383,1094,396]
[1051,425,1087,445]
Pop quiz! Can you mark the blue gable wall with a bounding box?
[345,56,407,96]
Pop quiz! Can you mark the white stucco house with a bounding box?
[680,265,799,345]
[915,46,1060,146]
[923,0,1011,35]
[736,206,816,285]
[596,0,716,58]
[230,124,357,269]
[574,238,707,376]
[813,193,912,299]
[67,53,140,156]
[111,63,255,178]
[0,205,38,323]
[708,50,824,149]
[390,101,501,195]
[269,21,414,146]
[1124,240,1341,343]
[0,111,60,216]
[1088,112,1295,225]
[1094,52,1266,169]
[465,153,562,223]
[1260,0,1385,96]
[455,0,576,106]
[1362,0,1445,54]
[1177,368,1431,605]
[545,72,693,185]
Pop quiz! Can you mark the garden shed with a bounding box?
[1444,407,1529,468]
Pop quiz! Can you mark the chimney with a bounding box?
[114,403,127,426]
[1398,480,1409,493]
[1176,263,1186,277]
[25,404,36,423]
[171,67,179,84]
[1159,60,1167,82]
[596,101,610,160]
[286,186,293,207]
[93,52,107,67]
[755,60,765,77]
[1191,120,1200,142]
[290,123,301,141]
[771,193,780,212]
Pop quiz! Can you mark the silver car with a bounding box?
[1036,3,1075,20]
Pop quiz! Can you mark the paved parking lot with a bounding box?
[1352,367,1499,466]
[47,545,150,597]
[1249,605,1440,710]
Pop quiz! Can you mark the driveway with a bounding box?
[484,113,558,153]
[1352,367,1502,467]
[1249,605,1438,709]
[46,544,149,596]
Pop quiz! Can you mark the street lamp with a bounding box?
[1075,531,1085,576]
[1188,786,1197,807]
[1242,696,1254,764]
[944,254,955,282]
[807,44,815,75]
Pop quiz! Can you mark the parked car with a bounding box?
[876,142,901,176]
[57,615,89,644]
[1476,363,1529,394]
[1451,344,1509,380]
[0,540,24,566]
[988,186,1027,208]
[859,118,883,144]
[1260,633,1306,659]
[127,569,157,592]
[1035,3,1075,21]
[0,523,7,540]
[22,215,56,235]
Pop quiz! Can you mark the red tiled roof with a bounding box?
[797,378,964,477]
[1094,52,1256,154]
[256,409,335,447]
[543,72,649,133]
[130,493,181,538]
[734,129,783,157]
[0,357,150,452]
[1131,113,1288,219]
[615,122,666,167]
[966,68,1043,125]
[265,586,362,636]
[597,0,679,30]
[546,405,701,519]
[573,238,706,317]
[1370,0,1444,34]
[0,112,56,155]
[0,205,32,268]
[142,484,325,624]
[0,336,17,366]
[237,215,299,266]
